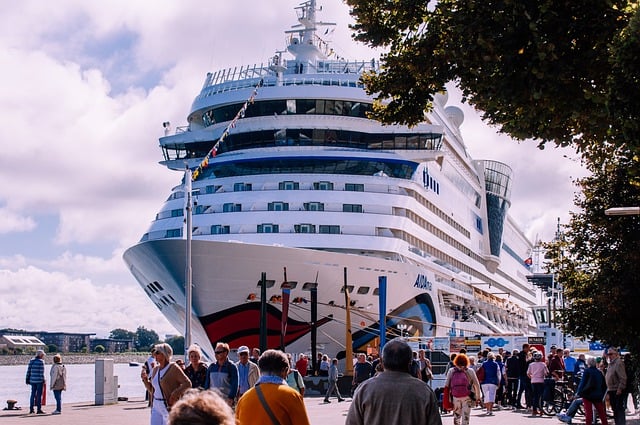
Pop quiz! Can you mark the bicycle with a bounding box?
[542,380,585,416]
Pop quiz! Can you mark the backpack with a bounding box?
[450,368,471,398]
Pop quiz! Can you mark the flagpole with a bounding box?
[343,267,353,377]
[184,166,193,360]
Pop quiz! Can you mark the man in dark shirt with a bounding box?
[352,353,373,395]
[506,349,521,407]
[516,343,531,409]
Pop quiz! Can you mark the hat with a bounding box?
[36,349,45,357]
[237,346,250,354]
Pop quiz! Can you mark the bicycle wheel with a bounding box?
[543,388,564,416]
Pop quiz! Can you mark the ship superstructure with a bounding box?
[124,0,537,357]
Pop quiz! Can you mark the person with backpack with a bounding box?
[444,353,481,425]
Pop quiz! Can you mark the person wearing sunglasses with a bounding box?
[204,342,239,407]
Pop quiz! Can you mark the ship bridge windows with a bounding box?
[257,223,279,233]
[357,286,370,295]
[279,181,299,190]
[304,202,324,211]
[314,181,334,190]
[201,99,373,127]
[223,203,242,212]
[268,202,289,211]
[341,285,355,294]
[165,130,442,160]
[234,182,252,192]
[343,204,363,213]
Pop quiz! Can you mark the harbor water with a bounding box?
[0,363,145,409]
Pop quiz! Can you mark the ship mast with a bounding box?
[285,0,335,72]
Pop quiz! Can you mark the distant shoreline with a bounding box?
[0,353,149,366]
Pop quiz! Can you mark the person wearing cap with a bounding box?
[236,345,260,399]
[25,349,46,414]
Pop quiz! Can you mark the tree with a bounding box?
[135,326,160,351]
[165,335,185,356]
[545,145,640,353]
[109,328,136,340]
[346,0,640,159]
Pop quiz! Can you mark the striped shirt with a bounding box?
[27,357,45,384]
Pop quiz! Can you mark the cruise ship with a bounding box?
[123,0,538,358]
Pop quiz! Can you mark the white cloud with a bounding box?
[0,266,173,338]
[0,208,36,234]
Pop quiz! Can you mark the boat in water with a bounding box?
[123,0,538,359]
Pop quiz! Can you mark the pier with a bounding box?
[2,398,638,425]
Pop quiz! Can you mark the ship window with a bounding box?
[279,181,299,190]
[205,185,221,194]
[234,183,252,192]
[343,204,363,213]
[286,99,296,114]
[304,202,324,211]
[357,286,370,294]
[194,204,208,214]
[268,202,289,211]
[258,224,279,233]
[301,282,318,291]
[345,183,364,192]
[211,225,230,234]
[294,224,316,233]
[372,287,380,296]
[314,181,334,190]
[319,225,340,234]
[167,191,185,201]
[223,203,242,212]
[171,209,184,217]
[340,285,355,293]
[165,228,182,238]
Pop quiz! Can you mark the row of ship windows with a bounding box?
[202,99,374,127]
[165,180,471,240]
[155,224,342,238]
[166,181,362,202]
[157,202,363,219]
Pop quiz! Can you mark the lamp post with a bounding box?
[605,206,640,216]
[397,323,408,338]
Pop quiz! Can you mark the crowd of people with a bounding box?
[440,344,637,425]
[22,339,637,425]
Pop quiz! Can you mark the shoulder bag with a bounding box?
[255,384,281,425]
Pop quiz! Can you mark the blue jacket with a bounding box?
[26,357,45,384]
[480,359,501,385]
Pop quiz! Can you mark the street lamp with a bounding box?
[605,207,640,216]
[397,323,408,338]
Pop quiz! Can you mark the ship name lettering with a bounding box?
[414,274,432,291]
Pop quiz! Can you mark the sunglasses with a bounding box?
[215,351,226,355]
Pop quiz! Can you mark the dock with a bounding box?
[1,398,638,425]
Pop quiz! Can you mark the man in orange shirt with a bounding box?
[236,349,310,425]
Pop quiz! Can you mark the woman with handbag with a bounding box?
[141,343,192,425]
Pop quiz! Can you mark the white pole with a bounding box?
[185,167,193,360]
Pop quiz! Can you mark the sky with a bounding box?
[0,0,587,339]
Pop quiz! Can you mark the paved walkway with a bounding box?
[1,398,638,425]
